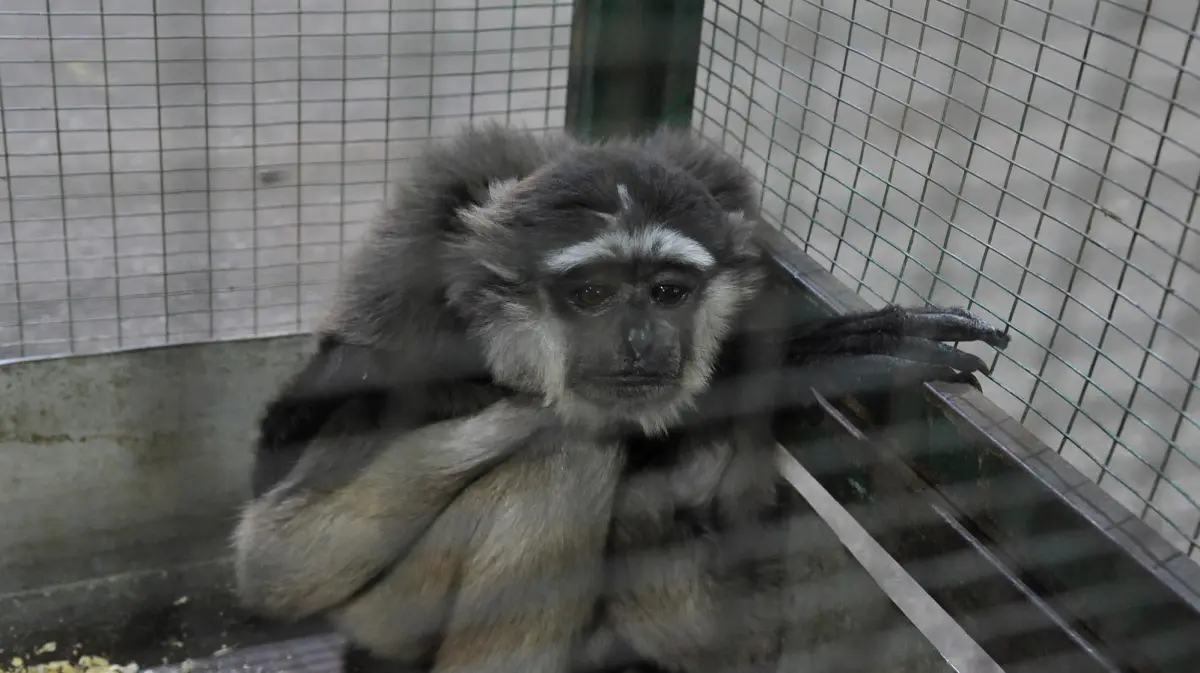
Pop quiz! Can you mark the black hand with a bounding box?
[786,305,1010,376]
[794,305,1011,349]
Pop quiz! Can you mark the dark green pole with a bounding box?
[565,0,706,140]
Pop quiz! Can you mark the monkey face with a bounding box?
[547,258,706,408]
[445,145,764,432]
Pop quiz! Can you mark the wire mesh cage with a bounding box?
[0,0,572,357]
[6,0,1194,561]
[2,1,1200,671]
[687,0,1200,561]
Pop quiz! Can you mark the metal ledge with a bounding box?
[757,223,1200,673]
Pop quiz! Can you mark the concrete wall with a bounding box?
[0,335,309,654]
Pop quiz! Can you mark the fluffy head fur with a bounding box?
[444,143,765,435]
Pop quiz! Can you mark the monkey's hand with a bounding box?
[781,304,1011,402]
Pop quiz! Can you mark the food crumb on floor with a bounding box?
[2,653,139,673]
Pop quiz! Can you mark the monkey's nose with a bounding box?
[625,326,654,360]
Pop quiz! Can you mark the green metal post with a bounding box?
[565,0,705,140]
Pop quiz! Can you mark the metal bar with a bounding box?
[808,391,1120,673]
[762,288,1120,670]
[757,223,1200,673]
[565,0,704,139]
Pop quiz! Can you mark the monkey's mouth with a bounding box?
[577,374,679,403]
[600,373,666,385]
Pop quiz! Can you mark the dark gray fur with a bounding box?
[250,125,580,497]
[234,124,1012,673]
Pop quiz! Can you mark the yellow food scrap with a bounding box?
[0,654,138,673]
[33,646,55,656]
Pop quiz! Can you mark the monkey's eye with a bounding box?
[650,283,691,308]
[571,284,617,310]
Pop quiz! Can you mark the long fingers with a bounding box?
[789,334,992,375]
[797,305,1011,350]
[896,306,1012,349]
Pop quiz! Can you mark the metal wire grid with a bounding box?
[0,0,572,360]
[692,0,1200,560]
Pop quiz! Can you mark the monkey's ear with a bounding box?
[457,178,520,236]
[486,177,519,202]
[725,210,761,256]
[449,177,525,286]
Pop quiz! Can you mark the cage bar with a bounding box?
[565,0,704,139]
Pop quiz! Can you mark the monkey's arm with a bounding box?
[252,334,508,498]
[328,427,623,672]
[778,304,1011,404]
[252,337,393,497]
[431,436,623,673]
[233,399,551,620]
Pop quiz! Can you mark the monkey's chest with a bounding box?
[606,430,781,591]
[610,430,777,546]
[604,463,770,580]
[576,461,782,673]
